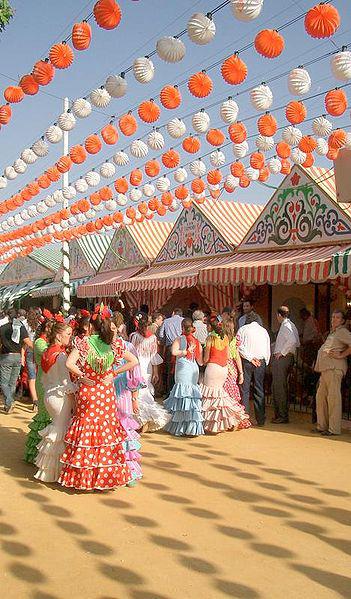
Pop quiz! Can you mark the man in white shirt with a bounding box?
[238,300,263,329]
[192,310,208,345]
[238,314,271,426]
[272,306,300,424]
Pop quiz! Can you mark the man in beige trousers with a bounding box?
[314,310,351,436]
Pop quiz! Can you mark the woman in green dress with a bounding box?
[24,318,53,463]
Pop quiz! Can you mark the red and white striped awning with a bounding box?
[199,246,339,286]
[77,266,144,298]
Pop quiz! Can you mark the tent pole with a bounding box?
[62,97,71,313]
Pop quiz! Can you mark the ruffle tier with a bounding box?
[64,416,127,448]
[164,383,204,437]
[119,413,142,482]
[137,389,171,432]
[200,383,251,433]
[24,411,51,464]
[34,425,66,483]
[58,462,131,491]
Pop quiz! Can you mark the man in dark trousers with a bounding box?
[272,306,300,424]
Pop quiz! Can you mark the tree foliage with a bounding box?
[0,0,13,32]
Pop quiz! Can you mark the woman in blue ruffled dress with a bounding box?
[164,318,204,437]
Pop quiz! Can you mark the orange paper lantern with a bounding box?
[305,3,340,39]
[85,134,102,154]
[161,192,173,206]
[221,54,248,85]
[19,74,39,95]
[257,113,278,136]
[32,60,55,85]
[328,129,347,150]
[114,178,128,193]
[162,149,180,169]
[119,113,138,136]
[99,187,113,201]
[228,122,247,143]
[299,135,317,153]
[250,152,265,170]
[101,124,118,145]
[56,155,72,173]
[182,136,201,154]
[276,141,291,159]
[72,21,92,50]
[160,85,181,109]
[175,185,189,200]
[325,89,348,117]
[49,42,74,69]
[70,145,87,164]
[46,166,61,182]
[206,129,225,147]
[145,159,160,177]
[285,100,307,124]
[130,169,143,186]
[138,100,161,123]
[230,161,245,178]
[254,29,285,58]
[0,104,12,124]
[302,153,315,168]
[191,178,205,194]
[4,86,24,103]
[280,159,291,175]
[188,71,213,98]
[93,0,122,30]
[207,170,222,185]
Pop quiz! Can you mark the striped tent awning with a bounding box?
[0,279,51,307]
[331,246,351,277]
[199,246,340,286]
[30,277,90,299]
[77,266,144,298]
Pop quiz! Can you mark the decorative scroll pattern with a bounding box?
[55,241,94,281]
[100,228,144,273]
[0,256,53,285]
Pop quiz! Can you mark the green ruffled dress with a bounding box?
[24,337,51,463]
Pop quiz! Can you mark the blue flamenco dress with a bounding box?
[164,335,204,437]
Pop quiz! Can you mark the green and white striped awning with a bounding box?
[30,277,90,299]
[331,246,351,277]
[0,279,51,307]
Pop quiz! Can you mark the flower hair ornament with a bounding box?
[42,308,53,320]
[54,313,65,323]
[80,309,91,318]
[91,302,112,321]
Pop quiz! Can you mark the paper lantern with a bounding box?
[328,129,347,150]
[75,179,89,194]
[285,101,307,124]
[0,104,11,126]
[231,0,264,21]
[255,135,275,152]
[206,129,225,147]
[105,73,127,98]
[175,185,189,201]
[191,178,206,194]
[246,167,260,181]
[62,186,77,200]
[138,99,161,123]
[303,153,314,168]
[117,194,127,206]
[190,160,207,177]
[70,145,87,164]
[182,136,201,154]
[46,124,63,143]
[115,178,128,193]
[327,147,339,161]
[210,150,226,167]
[162,149,180,169]
[4,166,17,180]
[221,54,248,85]
[100,162,116,178]
[250,84,273,111]
[282,125,302,146]
[101,123,118,145]
[331,51,351,81]
[299,135,317,153]
[13,159,27,174]
[33,60,55,85]
[174,168,188,183]
[49,42,74,69]
[129,188,143,203]
[258,167,270,182]
[225,174,239,191]
[305,3,340,39]
[291,148,307,164]
[268,157,281,174]
[19,74,39,95]
[187,12,216,45]
[143,183,156,197]
[207,169,222,185]
[133,57,155,83]
[21,148,38,164]
[38,174,51,189]
[32,138,49,157]
[250,152,265,169]
[85,171,101,186]
[240,175,250,188]
[90,87,111,108]
[46,166,60,182]
[4,86,24,103]
[119,113,138,136]
[258,113,277,136]
[93,0,122,30]
[58,111,76,131]
[229,121,247,143]
[315,137,329,156]
[220,99,239,124]
[130,139,149,159]
[188,72,213,97]
[113,150,129,166]
[325,89,348,116]
[72,21,92,50]
[276,141,291,159]
[156,176,171,192]
[130,169,143,186]
[0,176,7,189]
[160,85,181,110]
[192,110,210,133]
[288,68,311,96]
[233,141,249,158]
[254,29,284,59]
[72,98,92,118]
[167,118,186,139]
[147,130,165,150]
[280,159,291,175]
[85,134,102,154]
[56,155,72,173]
[156,36,186,63]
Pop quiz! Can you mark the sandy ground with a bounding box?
[0,402,350,599]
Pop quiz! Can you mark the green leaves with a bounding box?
[0,1,14,33]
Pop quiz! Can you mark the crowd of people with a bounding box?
[0,298,350,492]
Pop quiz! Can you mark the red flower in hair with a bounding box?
[42,308,53,320]
[54,314,65,323]
[80,309,90,318]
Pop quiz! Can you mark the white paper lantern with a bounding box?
[331,51,351,81]
[316,138,329,156]
[75,179,89,194]
[45,125,63,144]
[105,74,127,98]
[312,116,333,138]
[190,159,207,177]
[250,84,273,111]
[90,87,111,108]
[167,118,186,139]
[156,176,171,192]
[45,195,56,208]
[72,98,92,118]
[0,176,7,189]
[100,162,116,178]
[53,189,64,203]
[288,68,311,96]
[174,167,188,183]
[28,206,37,217]
[133,57,155,84]
[68,216,78,227]
[147,130,165,150]
[105,199,117,212]
[255,135,275,152]
[130,139,149,159]
[32,138,49,157]
[169,199,181,212]
[231,0,264,21]
[85,171,101,187]
[94,202,103,212]
[4,166,17,180]
[220,99,239,124]
[225,174,240,190]
[58,111,76,132]
[7,216,15,227]
[20,209,29,220]
[117,194,128,206]
[192,110,210,134]
[113,150,129,166]
[233,140,249,158]
[86,209,96,219]
[62,186,76,200]
[210,150,226,167]
[282,125,302,146]
[291,148,307,164]
[13,159,27,174]
[21,148,38,164]
[143,183,155,197]
[129,188,143,202]
[246,167,260,181]
[194,191,206,201]
[187,12,216,45]
[76,214,86,224]
[14,214,23,226]
[37,201,48,214]
[156,36,186,63]
[268,157,281,174]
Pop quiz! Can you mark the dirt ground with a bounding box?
[0,403,350,599]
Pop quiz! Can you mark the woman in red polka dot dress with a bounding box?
[58,309,139,491]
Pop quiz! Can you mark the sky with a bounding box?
[0,0,350,227]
